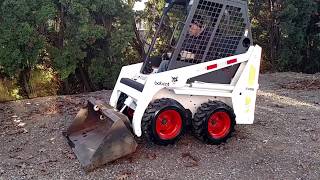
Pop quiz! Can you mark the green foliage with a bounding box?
[249,0,320,73]
[0,0,56,76]
[49,0,135,90]
[50,43,86,80]
[278,0,315,71]
[0,0,138,99]
[89,59,124,89]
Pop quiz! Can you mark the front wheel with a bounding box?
[141,98,186,145]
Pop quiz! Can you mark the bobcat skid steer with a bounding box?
[64,0,262,172]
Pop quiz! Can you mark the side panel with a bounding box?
[109,63,143,107]
[232,45,262,124]
[152,89,232,116]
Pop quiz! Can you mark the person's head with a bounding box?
[189,15,205,37]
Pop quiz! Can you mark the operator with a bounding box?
[158,15,209,72]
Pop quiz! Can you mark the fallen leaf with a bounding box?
[66,153,76,160]
[182,152,199,167]
[146,153,157,160]
[116,171,133,180]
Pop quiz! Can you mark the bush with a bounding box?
[0,78,22,102]
[28,66,60,98]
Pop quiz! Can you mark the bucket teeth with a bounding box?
[64,98,137,172]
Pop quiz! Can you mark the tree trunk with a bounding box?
[133,20,146,59]
[63,78,70,95]
[77,65,93,92]
[19,68,31,98]
[268,0,280,68]
[58,3,64,49]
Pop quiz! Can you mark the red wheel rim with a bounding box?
[155,109,182,140]
[207,111,231,139]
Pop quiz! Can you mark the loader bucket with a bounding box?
[63,98,137,172]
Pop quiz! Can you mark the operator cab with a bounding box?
[141,0,253,84]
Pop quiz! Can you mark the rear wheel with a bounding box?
[142,98,186,145]
[192,101,236,144]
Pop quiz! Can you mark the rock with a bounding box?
[304,128,315,132]
[23,128,28,134]
[16,163,27,169]
[0,168,5,175]
[18,123,26,127]
[310,134,318,141]
[39,148,46,153]
[15,156,23,160]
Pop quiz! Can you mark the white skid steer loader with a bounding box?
[64,0,262,172]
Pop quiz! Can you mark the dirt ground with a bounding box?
[0,72,320,180]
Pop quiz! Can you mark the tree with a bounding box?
[278,0,316,72]
[249,0,319,73]
[304,0,320,73]
[0,0,56,97]
[48,0,136,92]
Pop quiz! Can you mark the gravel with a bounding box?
[0,72,320,180]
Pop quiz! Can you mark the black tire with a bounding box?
[116,93,134,120]
[141,98,187,145]
[192,101,236,145]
